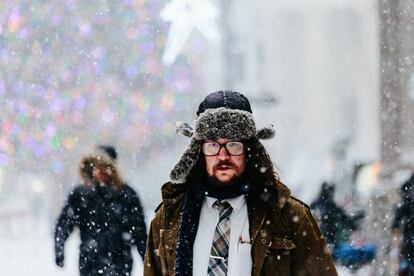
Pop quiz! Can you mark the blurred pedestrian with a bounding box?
[144,91,337,276]
[54,146,147,276]
[392,174,414,276]
[311,183,364,248]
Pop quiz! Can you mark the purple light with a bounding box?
[18,101,29,115]
[10,123,20,135]
[0,48,8,60]
[13,82,24,94]
[50,98,63,113]
[94,63,104,75]
[24,137,36,149]
[75,96,86,109]
[18,28,30,40]
[33,146,44,158]
[141,41,154,54]
[45,124,56,137]
[52,161,64,174]
[8,7,21,23]
[138,24,152,37]
[79,22,92,37]
[0,80,5,95]
[125,66,138,79]
[32,84,46,97]
[51,14,62,26]
[0,153,9,165]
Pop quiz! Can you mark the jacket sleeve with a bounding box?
[144,205,165,276]
[54,190,79,262]
[128,190,148,260]
[288,202,338,276]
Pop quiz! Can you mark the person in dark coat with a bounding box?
[311,182,363,248]
[144,91,337,276]
[54,147,147,276]
[392,174,414,275]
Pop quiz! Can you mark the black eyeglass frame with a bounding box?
[201,141,244,156]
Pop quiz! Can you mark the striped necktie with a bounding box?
[208,200,233,275]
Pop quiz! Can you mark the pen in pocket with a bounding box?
[239,235,250,244]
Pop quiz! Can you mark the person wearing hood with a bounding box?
[54,146,147,276]
[144,91,337,276]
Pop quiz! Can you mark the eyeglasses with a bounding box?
[202,141,244,156]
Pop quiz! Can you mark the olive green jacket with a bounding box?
[144,180,338,276]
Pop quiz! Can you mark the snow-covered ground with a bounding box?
[0,217,143,276]
[0,229,363,276]
[0,210,378,276]
[0,219,369,276]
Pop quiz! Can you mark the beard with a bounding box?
[202,167,249,199]
[207,170,243,188]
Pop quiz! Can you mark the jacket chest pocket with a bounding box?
[262,237,296,276]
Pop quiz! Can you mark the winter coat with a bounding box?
[144,180,337,276]
[310,198,359,246]
[55,183,147,276]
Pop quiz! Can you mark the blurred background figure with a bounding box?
[392,174,414,276]
[310,182,375,274]
[54,147,147,276]
[311,182,364,249]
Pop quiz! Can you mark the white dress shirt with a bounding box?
[193,195,252,276]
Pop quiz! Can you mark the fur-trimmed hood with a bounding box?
[79,153,121,188]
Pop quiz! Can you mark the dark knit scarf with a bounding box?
[174,177,250,276]
[174,184,203,276]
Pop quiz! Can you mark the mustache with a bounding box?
[214,161,236,169]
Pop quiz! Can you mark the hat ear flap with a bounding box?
[170,139,201,184]
[176,121,194,138]
[257,125,275,140]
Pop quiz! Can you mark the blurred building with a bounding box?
[201,0,380,203]
[364,1,414,274]
[379,0,414,178]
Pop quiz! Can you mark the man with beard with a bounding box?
[144,91,337,276]
[54,148,147,276]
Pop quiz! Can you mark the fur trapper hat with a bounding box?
[79,149,122,186]
[170,90,275,184]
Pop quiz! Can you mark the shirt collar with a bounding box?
[205,194,246,214]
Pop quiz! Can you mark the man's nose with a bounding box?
[217,146,230,160]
